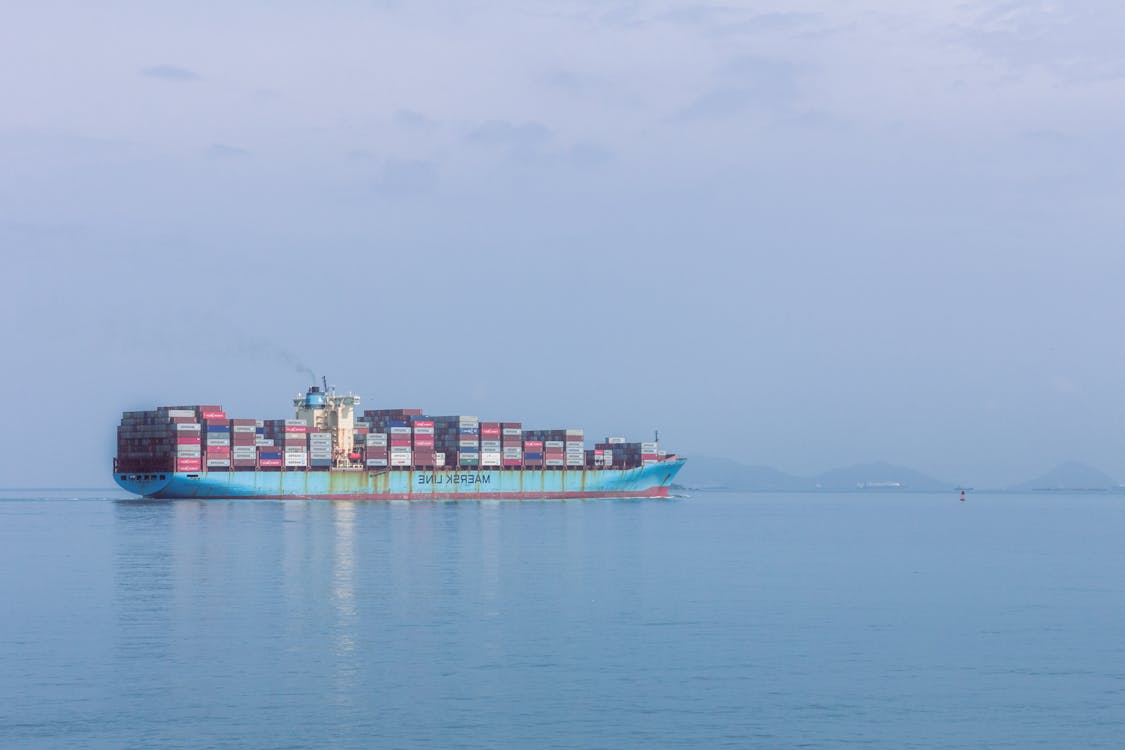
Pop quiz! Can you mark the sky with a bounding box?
[2,0,1124,488]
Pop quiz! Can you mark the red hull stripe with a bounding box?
[200,487,672,501]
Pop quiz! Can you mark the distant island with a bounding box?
[676,456,1123,493]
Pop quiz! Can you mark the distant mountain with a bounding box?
[1011,461,1119,491]
[812,461,954,492]
[675,455,809,491]
[677,456,953,492]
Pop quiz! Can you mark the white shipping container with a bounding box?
[284,419,305,427]
[480,440,501,450]
[481,452,501,465]
[206,438,230,447]
[565,429,584,436]
[232,425,256,433]
[255,438,275,447]
[603,450,614,460]
[545,458,565,466]
[545,441,565,449]
[390,454,411,466]
[413,426,434,435]
[389,426,411,435]
[206,458,231,467]
[176,447,202,457]
[174,423,202,432]
[641,442,658,452]
[365,434,388,444]
[502,448,522,457]
[608,437,626,444]
[435,453,446,466]
[284,445,307,454]
[502,428,522,436]
[309,451,332,459]
[458,417,479,424]
[390,446,411,454]
[166,409,195,418]
[366,458,388,467]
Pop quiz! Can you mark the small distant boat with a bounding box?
[959,490,966,502]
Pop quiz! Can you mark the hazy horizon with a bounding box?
[3,2,1124,488]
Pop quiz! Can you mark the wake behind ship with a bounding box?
[114,385,685,500]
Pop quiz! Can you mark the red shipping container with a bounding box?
[200,411,227,420]
[390,438,411,447]
[258,458,283,467]
[175,458,202,471]
[206,446,231,457]
[413,437,435,447]
[502,458,522,467]
[524,441,543,450]
[413,420,435,428]
[284,425,308,433]
[176,436,202,445]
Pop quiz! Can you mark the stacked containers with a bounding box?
[502,422,522,468]
[565,429,585,467]
[427,415,480,467]
[173,418,202,472]
[412,419,437,467]
[231,418,257,470]
[309,431,333,469]
[523,439,544,468]
[480,421,501,467]
[202,409,231,471]
[364,430,388,468]
[389,424,411,468]
[256,419,282,470]
[593,440,656,467]
[117,400,652,476]
[282,419,308,469]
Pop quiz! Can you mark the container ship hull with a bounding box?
[115,460,685,500]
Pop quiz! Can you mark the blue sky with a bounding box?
[2,1,1124,487]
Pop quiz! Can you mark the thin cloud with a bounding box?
[207,143,249,158]
[140,64,200,81]
[466,120,551,150]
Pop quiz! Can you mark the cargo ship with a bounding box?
[114,384,685,500]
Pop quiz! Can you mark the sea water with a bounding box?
[2,489,1124,749]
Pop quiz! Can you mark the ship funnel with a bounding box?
[304,385,327,408]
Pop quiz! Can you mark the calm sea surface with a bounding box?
[2,489,1124,749]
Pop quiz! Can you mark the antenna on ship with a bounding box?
[654,429,660,443]
[322,375,329,394]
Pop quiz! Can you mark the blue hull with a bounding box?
[114,460,686,500]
